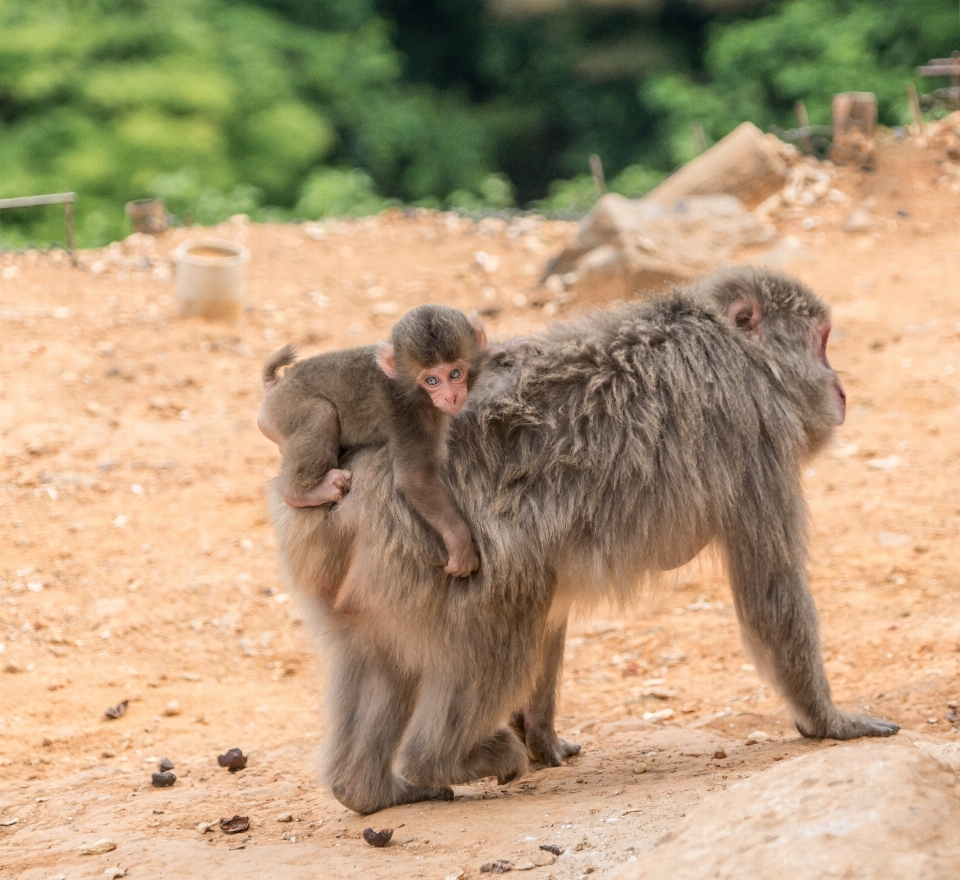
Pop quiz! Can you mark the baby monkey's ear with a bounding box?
[468,310,488,351]
[378,341,398,379]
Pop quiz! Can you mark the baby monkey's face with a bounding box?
[417,360,471,414]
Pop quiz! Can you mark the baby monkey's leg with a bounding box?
[285,468,352,507]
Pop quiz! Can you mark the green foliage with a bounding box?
[0,0,957,246]
[533,163,663,216]
[644,0,959,169]
[295,168,394,218]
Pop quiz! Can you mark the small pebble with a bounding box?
[276,813,294,823]
[632,762,647,774]
[539,844,562,856]
[197,822,214,833]
[79,839,117,855]
[219,815,250,835]
[480,859,513,874]
[158,757,174,772]
[713,749,727,760]
[151,771,176,787]
[163,700,181,717]
[217,748,248,772]
[104,869,126,879]
[746,731,769,744]
[363,827,394,848]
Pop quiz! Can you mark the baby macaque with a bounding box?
[258,304,487,577]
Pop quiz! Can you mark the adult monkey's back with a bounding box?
[269,267,899,815]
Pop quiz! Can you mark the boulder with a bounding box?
[613,742,960,880]
[542,192,775,301]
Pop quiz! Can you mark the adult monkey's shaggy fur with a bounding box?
[268,267,899,815]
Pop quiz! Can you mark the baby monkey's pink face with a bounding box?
[417,360,471,414]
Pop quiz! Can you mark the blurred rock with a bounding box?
[543,193,775,301]
[612,743,960,880]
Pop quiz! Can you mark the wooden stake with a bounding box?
[794,101,813,154]
[589,153,606,196]
[63,200,75,253]
[692,122,707,155]
[906,82,924,134]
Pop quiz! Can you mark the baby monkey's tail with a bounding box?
[262,343,297,391]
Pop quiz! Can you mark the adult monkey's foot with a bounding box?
[510,710,581,767]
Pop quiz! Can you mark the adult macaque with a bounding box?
[267,268,898,814]
[259,304,487,577]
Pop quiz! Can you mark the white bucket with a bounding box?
[175,238,250,321]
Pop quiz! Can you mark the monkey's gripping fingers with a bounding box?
[443,539,480,578]
[796,711,900,740]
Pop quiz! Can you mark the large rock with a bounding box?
[542,192,776,302]
[613,742,960,880]
[646,122,789,209]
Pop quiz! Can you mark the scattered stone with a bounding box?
[197,822,215,833]
[867,455,901,471]
[1,818,19,827]
[163,700,181,716]
[540,844,562,856]
[363,827,394,848]
[745,731,769,745]
[104,868,126,879]
[842,206,874,234]
[219,815,250,835]
[217,748,248,772]
[151,771,176,788]
[633,762,648,774]
[158,757,174,772]
[947,707,959,723]
[104,700,129,720]
[713,749,727,760]
[281,831,296,842]
[480,860,513,874]
[276,813,294,823]
[877,532,911,548]
[79,839,117,855]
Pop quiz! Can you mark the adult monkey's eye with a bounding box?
[449,368,463,380]
[425,376,439,386]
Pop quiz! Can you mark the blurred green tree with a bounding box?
[0,0,956,246]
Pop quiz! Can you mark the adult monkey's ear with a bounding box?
[378,341,398,378]
[468,310,488,350]
[726,295,764,341]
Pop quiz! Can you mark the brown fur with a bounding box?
[267,267,898,815]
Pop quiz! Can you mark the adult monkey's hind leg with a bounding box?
[324,630,453,814]
[510,617,581,766]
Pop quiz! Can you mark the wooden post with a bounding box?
[589,153,606,196]
[906,82,924,135]
[63,200,75,253]
[692,122,707,155]
[831,92,877,165]
[794,101,813,154]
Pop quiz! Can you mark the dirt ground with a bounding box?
[1,135,959,879]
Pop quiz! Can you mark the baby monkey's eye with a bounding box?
[449,368,463,380]
[425,376,439,386]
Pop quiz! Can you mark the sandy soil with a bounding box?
[1,135,959,879]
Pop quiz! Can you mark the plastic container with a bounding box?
[175,238,250,321]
